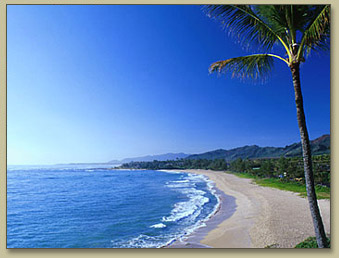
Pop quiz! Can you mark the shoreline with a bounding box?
[164,183,237,248]
[159,169,237,248]
[157,169,232,248]
[161,169,330,248]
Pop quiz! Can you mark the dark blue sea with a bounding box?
[7,165,220,248]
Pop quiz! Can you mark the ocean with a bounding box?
[7,166,220,248]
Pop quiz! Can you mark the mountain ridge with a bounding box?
[186,134,330,161]
[109,152,190,164]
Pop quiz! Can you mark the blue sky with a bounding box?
[7,5,330,165]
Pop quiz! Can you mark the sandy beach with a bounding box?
[164,169,330,248]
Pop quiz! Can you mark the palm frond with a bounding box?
[203,5,289,52]
[255,6,307,45]
[298,5,330,58]
[209,54,275,83]
[254,6,288,36]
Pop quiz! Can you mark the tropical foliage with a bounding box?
[229,155,330,187]
[118,154,330,188]
[204,5,330,79]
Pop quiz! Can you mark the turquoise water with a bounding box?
[7,166,219,248]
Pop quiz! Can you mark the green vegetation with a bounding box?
[118,154,330,199]
[229,155,330,187]
[119,158,228,171]
[232,172,330,199]
[227,154,330,199]
[295,236,330,248]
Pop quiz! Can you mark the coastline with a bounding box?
[161,169,330,248]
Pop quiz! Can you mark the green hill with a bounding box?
[187,134,330,161]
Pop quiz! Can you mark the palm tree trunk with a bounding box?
[290,63,328,248]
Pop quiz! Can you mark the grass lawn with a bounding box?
[230,172,330,199]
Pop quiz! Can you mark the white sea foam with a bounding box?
[148,170,222,247]
[162,174,210,223]
[111,233,174,248]
[162,194,209,222]
[159,170,182,174]
[166,182,193,188]
[171,179,190,183]
[109,171,219,248]
[150,223,167,228]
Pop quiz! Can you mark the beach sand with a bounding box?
[164,169,330,248]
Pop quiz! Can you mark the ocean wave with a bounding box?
[162,194,209,222]
[113,170,222,248]
[166,182,194,188]
[162,172,222,241]
[170,179,190,183]
[111,234,175,248]
[162,174,210,223]
[150,223,166,229]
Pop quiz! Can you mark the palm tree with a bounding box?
[204,5,330,248]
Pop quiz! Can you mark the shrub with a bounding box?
[295,237,330,248]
